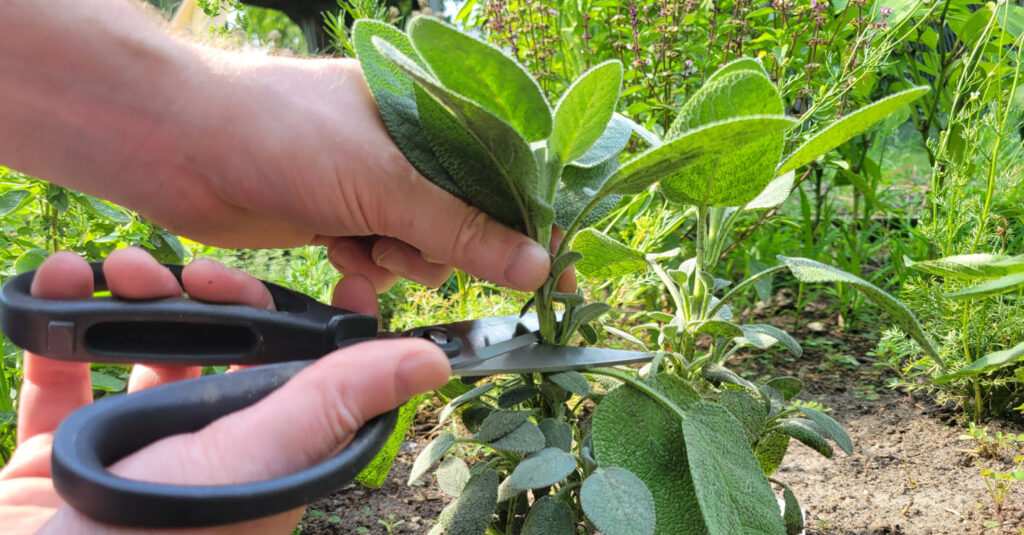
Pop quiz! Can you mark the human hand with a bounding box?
[0,248,450,534]
[0,0,560,293]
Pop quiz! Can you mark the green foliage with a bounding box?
[681,401,785,534]
[579,467,656,535]
[356,16,627,345]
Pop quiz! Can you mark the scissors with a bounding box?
[0,263,649,528]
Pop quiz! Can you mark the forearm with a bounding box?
[0,0,223,210]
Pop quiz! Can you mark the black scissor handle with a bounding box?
[0,263,380,365]
[52,360,398,527]
[0,263,397,526]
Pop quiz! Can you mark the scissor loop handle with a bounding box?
[52,360,399,527]
[0,263,379,366]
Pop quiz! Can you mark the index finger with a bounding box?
[16,252,95,445]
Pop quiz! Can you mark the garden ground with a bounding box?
[298,302,1024,535]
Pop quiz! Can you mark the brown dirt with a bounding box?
[299,301,1024,535]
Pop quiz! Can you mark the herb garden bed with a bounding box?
[299,303,1024,535]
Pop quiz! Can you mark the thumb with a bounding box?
[110,339,450,485]
[372,178,551,292]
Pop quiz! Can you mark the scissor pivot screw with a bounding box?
[405,327,462,359]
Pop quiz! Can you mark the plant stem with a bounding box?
[587,368,687,421]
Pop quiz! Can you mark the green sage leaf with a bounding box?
[436,456,471,497]
[414,85,528,227]
[603,116,797,204]
[667,68,782,137]
[497,385,540,408]
[691,319,744,339]
[408,432,456,485]
[475,410,532,442]
[799,406,853,455]
[761,385,785,418]
[662,69,784,208]
[550,60,623,163]
[546,371,590,395]
[572,228,646,278]
[593,379,702,534]
[376,37,546,229]
[765,377,803,401]
[487,421,546,453]
[719,389,768,443]
[439,382,495,424]
[933,341,1024,383]
[522,496,574,535]
[778,480,804,535]
[581,467,656,535]
[735,323,803,356]
[90,371,126,392]
[756,431,790,476]
[682,401,786,534]
[572,113,633,167]
[905,253,1024,279]
[352,20,461,195]
[777,86,930,175]
[943,273,1024,300]
[701,363,760,393]
[460,405,494,433]
[409,17,552,142]
[778,418,833,458]
[554,156,621,230]
[779,255,942,369]
[429,469,499,535]
[550,251,583,280]
[497,448,578,502]
[538,418,573,451]
[744,171,795,210]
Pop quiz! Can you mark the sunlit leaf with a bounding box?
[777,87,930,175]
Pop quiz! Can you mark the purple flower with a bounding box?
[880,6,894,17]
[684,59,694,67]
[547,8,558,15]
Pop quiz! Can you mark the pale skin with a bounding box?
[0,248,453,534]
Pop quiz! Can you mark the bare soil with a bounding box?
[299,301,1024,535]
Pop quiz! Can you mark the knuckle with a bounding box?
[448,209,492,263]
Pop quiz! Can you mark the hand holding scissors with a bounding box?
[0,248,647,530]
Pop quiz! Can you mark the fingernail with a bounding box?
[504,241,549,290]
[395,349,448,400]
[374,246,409,276]
[421,251,444,265]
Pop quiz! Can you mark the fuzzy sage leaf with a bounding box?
[602,116,797,200]
[409,17,551,142]
[581,467,656,535]
[522,496,574,535]
[497,447,578,502]
[351,20,462,196]
[572,228,646,278]
[429,469,499,535]
[550,60,623,163]
[777,86,930,175]
[682,401,786,534]
[409,432,456,485]
[779,255,943,370]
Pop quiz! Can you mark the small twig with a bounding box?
[718,168,813,260]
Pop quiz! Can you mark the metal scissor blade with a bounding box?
[416,313,650,375]
[451,343,651,375]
